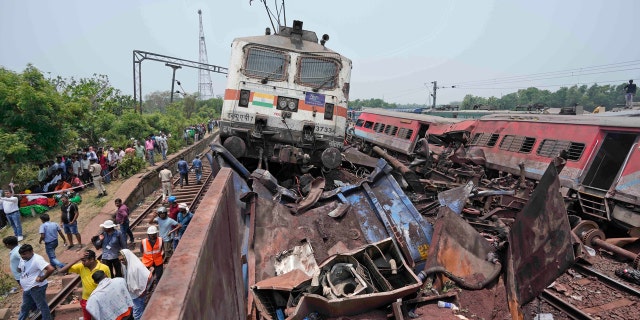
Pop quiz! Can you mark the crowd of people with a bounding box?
[0,123,216,319]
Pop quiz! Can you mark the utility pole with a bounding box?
[431,81,437,109]
[166,63,182,103]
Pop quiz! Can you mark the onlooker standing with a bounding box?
[72,155,82,177]
[192,157,203,184]
[108,147,119,180]
[3,236,22,291]
[99,148,110,184]
[81,154,92,184]
[624,79,637,108]
[114,199,135,245]
[145,136,156,166]
[58,250,112,320]
[158,165,173,202]
[173,203,193,250]
[94,220,126,277]
[87,270,133,320]
[156,133,168,160]
[1,189,23,241]
[119,249,152,320]
[38,214,66,269]
[140,226,164,280]
[17,244,55,320]
[134,141,145,160]
[90,158,107,197]
[177,156,189,187]
[150,207,181,260]
[60,194,83,249]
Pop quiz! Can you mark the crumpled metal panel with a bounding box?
[290,238,421,319]
[328,159,434,271]
[505,156,575,318]
[423,207,501,289]
[438,181,474,214]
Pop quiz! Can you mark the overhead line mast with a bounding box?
[198,9,214,100]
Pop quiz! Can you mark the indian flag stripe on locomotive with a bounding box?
[252,92,274,108]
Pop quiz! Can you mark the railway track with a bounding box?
[38,158,215,320]
[534,260,640,320]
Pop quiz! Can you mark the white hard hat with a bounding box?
[147,226,159,234]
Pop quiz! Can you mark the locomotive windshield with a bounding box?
[243,46,287,81]
[296,56,339,89]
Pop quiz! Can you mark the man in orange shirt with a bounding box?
[53,180,72,193]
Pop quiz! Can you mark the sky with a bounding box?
[1,0,639,106]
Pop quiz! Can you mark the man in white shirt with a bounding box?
[87,270,133,320]
[17,244,55,320]
[1,190,23,241]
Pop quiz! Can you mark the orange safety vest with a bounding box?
[141,238,163,267]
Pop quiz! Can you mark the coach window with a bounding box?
[537,139,585,161]
[471,133,500,147]
[243,46,287,81]
[499,135,536,153]
[364,121,374,129]
[296,56,339,89]
[373,123,385,133]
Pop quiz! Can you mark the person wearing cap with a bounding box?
[158,165,173,202]
[119,249,151,320]
[17,244,55,320]
[167,197,179,220]
[89,158,107,197]
[59,249,111,320]
[173,203,193,250]
[140,225,164,280]
[150,207,181,260]
[94,220,126,277]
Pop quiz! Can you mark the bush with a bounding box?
[118,155,147,178]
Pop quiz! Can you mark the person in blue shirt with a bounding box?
[176,156,189,187]
[38,214,66,269]
[191,157,203,184]
[94,220,127,278]
[173,203,193,249]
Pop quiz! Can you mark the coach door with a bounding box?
[582,132,637,190]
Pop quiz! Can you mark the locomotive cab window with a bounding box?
[355,119,364,127]
[364,121,374,129]
[296,56,339,89]
[243,46,287,81]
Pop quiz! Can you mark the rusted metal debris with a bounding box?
[208,143,594,319]
[505,156,576,319]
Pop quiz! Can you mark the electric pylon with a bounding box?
[198,9,214,100]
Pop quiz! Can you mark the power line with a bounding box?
[454,78,634,90]
[442,59,640,87]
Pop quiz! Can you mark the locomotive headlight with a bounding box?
[239,89,250,108]
[278,99,288,109]
[287,100,296,110]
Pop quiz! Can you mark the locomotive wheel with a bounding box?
[581,229,605,247]
[572,220,599,239]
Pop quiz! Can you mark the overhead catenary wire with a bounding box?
[441,59,640,87]
[454,78,636,91]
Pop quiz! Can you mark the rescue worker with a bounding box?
[140,226,164,281]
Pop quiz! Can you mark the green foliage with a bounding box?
[118,154,147,178]
[0,264,15,298]
[348,98,398,110]
[14,164,39,190]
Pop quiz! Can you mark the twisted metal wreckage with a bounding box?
[202,142,634,320]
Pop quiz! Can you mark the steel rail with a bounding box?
[40,155,214,319]
[574,262,640,297]
[539,289,596,320]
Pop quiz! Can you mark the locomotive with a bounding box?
[219,20,351,170]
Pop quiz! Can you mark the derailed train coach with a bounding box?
[220,20,351,168]
[464,114,640,230]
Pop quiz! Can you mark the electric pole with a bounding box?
[431,81,437,109]
[166,63,182,103]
